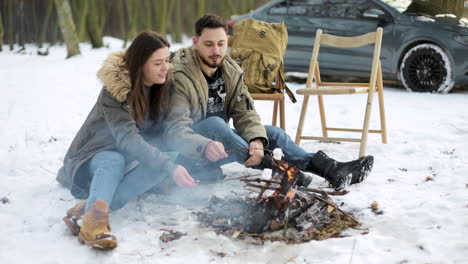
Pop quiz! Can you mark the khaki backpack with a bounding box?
[230,19,296,103]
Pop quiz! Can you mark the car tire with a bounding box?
[399,44,454,93]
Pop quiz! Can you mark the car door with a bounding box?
[258,0,395,76]
[316,0,395,76]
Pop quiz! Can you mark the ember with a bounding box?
[195,151,359,243]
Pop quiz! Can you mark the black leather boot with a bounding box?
[305,151,374,189]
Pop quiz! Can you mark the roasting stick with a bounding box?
[225,147,274,153]
[224,175,258,181]
[241,178,348,196]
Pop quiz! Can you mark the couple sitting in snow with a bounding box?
[57,14,374,250]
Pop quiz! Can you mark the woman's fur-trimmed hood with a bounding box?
[97,51,131,102]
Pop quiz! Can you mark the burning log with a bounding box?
[195,149,360,242]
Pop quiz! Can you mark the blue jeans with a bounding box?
[85,151,169,212]
[178,116,314,171]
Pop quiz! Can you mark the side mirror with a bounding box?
[363,8,392,23]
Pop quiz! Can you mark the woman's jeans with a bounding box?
[85,151,168,212]
[178,116,315,175]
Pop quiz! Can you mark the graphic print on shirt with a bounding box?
[207,77,226,116]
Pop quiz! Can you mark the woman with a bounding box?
[56,31,197,250]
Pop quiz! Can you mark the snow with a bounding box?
[1,37,467,264]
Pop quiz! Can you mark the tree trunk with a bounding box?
[17,0,25,48]
[30,0,38,44]
[126,0,138,42]
[70,0,89,42]
[54,0,80,58]
[116,0,127,47]
[86,0,105,48]
[142,0,152,30]
[0,8,3,52]
[172,0,182,43]
[197,0,205,18]
[51,15,61,45]
[155,0,169,35]
[222,0,235,20]
[39,0,54,48]
[454,0,464,18]
[7,0,14,50]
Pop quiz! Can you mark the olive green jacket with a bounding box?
[56,51,177,199]
[165,46,267,159]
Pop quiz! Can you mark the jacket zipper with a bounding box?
[226,73,244,117]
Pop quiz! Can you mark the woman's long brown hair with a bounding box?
[124,31,170,124]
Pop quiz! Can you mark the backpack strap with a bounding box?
[277,62,297,103]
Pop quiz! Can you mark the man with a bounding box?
[165,14,374,189]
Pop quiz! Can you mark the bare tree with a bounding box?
[172,0,182,43]
[54,0,80,58]
[7,0,14,50]
[86,0,105,48]
[70,0,89,42]
[197,0,205,18]
[0,7,3,52]
[39,0,54,48]
[154,0,169,35]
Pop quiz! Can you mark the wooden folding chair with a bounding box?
[294,28,387,157]
[250,91,286,130]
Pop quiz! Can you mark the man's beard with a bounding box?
[199,54,224,69]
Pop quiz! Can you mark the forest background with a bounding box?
[0,0,466,58]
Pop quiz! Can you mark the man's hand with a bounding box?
[172,165,198,187]
[204,141,228,162]
[244,139,264,166]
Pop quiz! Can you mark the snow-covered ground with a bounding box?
[1,38,467,264]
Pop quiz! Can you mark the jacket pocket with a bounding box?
[256,53,279,88]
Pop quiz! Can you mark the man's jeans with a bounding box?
[85,151,168,212]
[178,116,315,174]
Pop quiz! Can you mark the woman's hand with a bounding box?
[172,166,198,187]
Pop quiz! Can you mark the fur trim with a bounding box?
[96,51,131,102]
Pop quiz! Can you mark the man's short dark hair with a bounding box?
[195,14,227,36]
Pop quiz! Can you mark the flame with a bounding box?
[286,166,299,182]
[286,190,295,200]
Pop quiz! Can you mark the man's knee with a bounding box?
[194,116,231,134]
[265,125,284,138]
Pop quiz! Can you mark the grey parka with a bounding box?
[56,51,177,199]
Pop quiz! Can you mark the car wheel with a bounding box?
[399,44,454,93]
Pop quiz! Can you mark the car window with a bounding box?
[268,1,288,15]
[267,0,383,18]
[267,0,326,16]
[327,0,371,18]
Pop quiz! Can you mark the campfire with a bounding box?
[195,149,360,243]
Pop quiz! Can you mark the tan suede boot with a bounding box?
[63,200,86,236]
[78,200,117,249]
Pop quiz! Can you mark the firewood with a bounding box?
[297,186,349,196]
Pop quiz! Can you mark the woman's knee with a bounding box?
[90,151,126,173]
